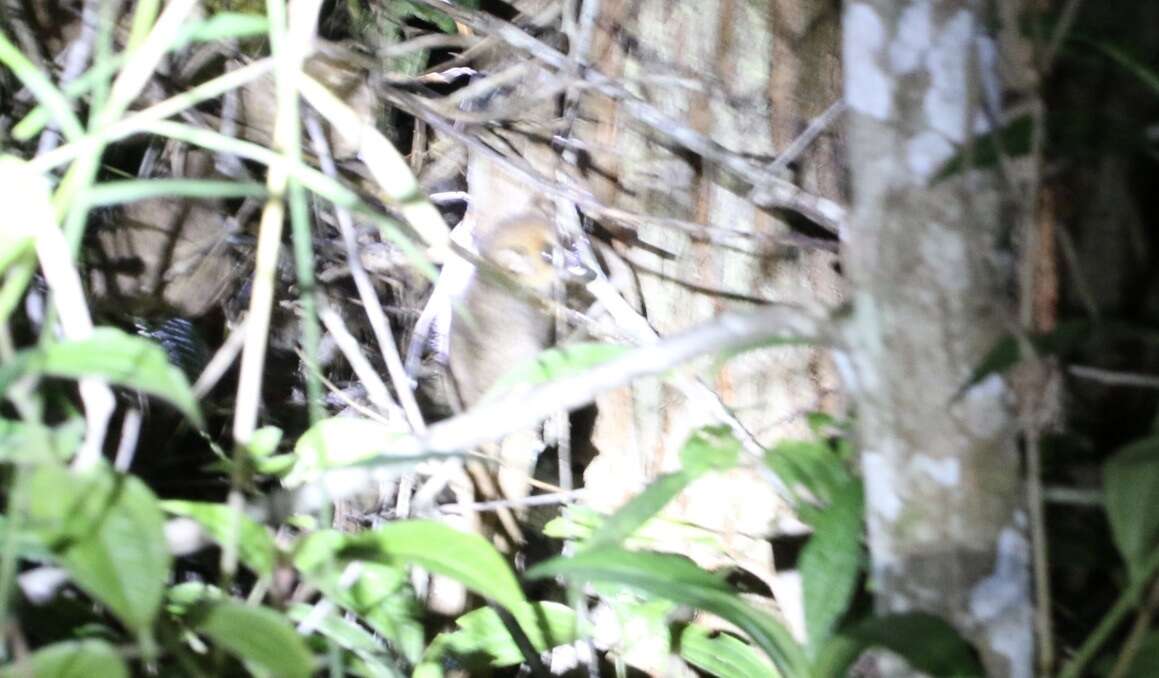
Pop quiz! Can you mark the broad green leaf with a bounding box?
[583,426,740,549]
[1116,630,1159,678]
[527,548,808,676]
[679,425,742,475]
[166,581,223,616]
[289,603,386,654]
[429,602,578,667]
[586,472,693,549]
[285,416,411,485]
[0,639,128,678]
[248,426,284,458]
[289,601,407,678]
[677,625,777,678]
[0,417,84,463]
[24,465,170,633]
[483,342,631,402]
[193,600,315,678]
[162,500,277,577]
[764,439,855,514]
[1104,436,1159,580]
[815,612,982,677]
[0,328,203,428]
[542,504,602,540]
[294,532,424,663]
[342,521,527,613]
[801,482,864,653]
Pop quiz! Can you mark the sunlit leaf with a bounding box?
[193,600,315,678]
[764,439,854,514]
[429,602,578,667]
[0,417,84,463]
[0,327,203,428]
[586,472,692,549]
[483,342,631,402]
[0,639,128,678]
[679,425,742,475]
[801,481,864,652]
[527,548,808,675]
[25,465,170,633]
[294,531,431,663]
[677,625,777,678]
[285,416,415,486]
[162,500,277,577]
[341,521,527,613]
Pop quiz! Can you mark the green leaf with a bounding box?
[0,327,203,428]
[677,625,778,678]
[0,417,84,463]
[24,465,170,634]
[389,1,456,33]
[84,179,267,207]
[585,426,740,549]
[341,521,527,613]
[166,581,223,616]
[1072,37,1159,97]
[679,425,742,475]
[293,532,424,663]
[162,500,277,577]
[1104,436,1159,580]
[587,472,693,549]
[483,342,631,402]
[1116,630,1159,678]
[288,601,407,677]
[0,639,128,678]
[815,612,982,677]
[764,439,853,513]
[193,600,315,678]
[179,12,269,44]
[527,548,809,676]
[285,416,412,485]
[247,426,284,458]
[801,482,864,653]
[288,603,385,654]
[958,321,1091,396]
[429,602,578,667]
[935,114,1034,179]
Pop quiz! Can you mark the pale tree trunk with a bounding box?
[841,1,1033,675]
[575,0,845,641]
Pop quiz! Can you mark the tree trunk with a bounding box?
[577,0,845,634]
[840,1,1032,675]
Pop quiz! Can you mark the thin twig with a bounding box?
[438,489,585,515]
[1069,365,1159,390]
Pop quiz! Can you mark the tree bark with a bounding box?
[576,0,845,638]
[840,1,1032,675]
